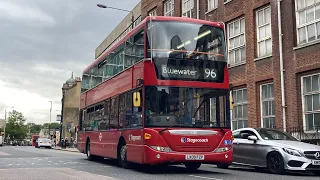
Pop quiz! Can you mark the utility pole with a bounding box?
[3,106,14,143]
[49,101,52,139]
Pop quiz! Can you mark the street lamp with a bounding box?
[97,4,134,30]
[48,101,52,139]
[3,106,14,141]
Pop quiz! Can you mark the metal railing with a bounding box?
[276,126,320,145]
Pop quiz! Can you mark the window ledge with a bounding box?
[293,39,320,50]
[303,130,319,134]
[254,54,272,62]
[228,62,246,68]
[205,8,218,15]
[224,0,232,4]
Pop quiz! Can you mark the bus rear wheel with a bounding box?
[185,163,201,171]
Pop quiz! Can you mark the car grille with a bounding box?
[304,151,320,160]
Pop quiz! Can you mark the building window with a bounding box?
[231,88,248,130]
[296,0,320,45]
[260,83,275,128]
[302,73,320,131]
[149,8,157,16]
[182,0,194,18]
[228,18,246,66]
[208,0,218,11]
[133,16,142,27]
[256,6,272,57]
[164,0,174,16]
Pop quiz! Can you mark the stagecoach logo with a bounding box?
[315,152,320,159]
[181,137,209,143]
[129,135,141,141]
[99,133,102,141]
[181,137,187,143]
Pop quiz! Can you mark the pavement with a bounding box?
[54,146,79,152]
[0,146,319,180]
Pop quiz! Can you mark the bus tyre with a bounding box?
[119,144,130,169]
[185,163,201,171]
[86,141,101,161]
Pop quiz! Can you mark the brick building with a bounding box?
[138,0,320,138]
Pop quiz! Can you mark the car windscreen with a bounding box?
[257,129,297,141]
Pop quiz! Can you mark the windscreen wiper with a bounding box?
[159,127,169,134]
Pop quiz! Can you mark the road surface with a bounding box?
[0,146,319,180]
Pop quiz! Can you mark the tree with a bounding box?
[43,122,60,130]
[5,110,28,140]
[29,124,42,134]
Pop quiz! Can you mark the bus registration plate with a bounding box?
[185,155,204,160]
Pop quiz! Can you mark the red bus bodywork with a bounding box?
[78,16,233,167]
[32,135,40,146]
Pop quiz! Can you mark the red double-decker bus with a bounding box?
[32,134,40,146]
[77,16,233,170]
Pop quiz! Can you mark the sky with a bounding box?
[0,0,140,124]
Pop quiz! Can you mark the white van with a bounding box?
[0,136,3,147]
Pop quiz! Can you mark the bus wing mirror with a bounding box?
[133,92,141,107]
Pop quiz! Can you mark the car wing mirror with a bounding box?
[248,135,258,141]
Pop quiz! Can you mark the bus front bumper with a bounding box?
[144,146,233,165]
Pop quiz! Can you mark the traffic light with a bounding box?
[1,132,4,136]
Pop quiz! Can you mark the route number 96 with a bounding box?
[204,69,217,79]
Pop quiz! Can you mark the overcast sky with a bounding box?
[0,0,140,124]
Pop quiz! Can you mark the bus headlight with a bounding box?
[213,146,232,153]
[150,146,172,152]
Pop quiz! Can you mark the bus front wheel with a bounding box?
[185,163,201,171]
[119,143,130,169]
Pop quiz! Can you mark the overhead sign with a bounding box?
[154,58,225,83]
[56,115,61,121]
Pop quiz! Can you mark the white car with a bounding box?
[0,136,3,147]
[220,128,320,175]
[36,138,53,148]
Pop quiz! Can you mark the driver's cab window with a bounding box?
[239,130,257,139]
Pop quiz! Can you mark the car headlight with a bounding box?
[282,148,302,157]
[150,146,172,152]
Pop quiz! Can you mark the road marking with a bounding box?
[188,175,223,180]
[0,151,10,156]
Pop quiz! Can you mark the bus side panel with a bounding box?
[87,131,101,156]
[86,68,133,107]
[123,129,144,164]
[77,131,86,153]
[99,130,120,159]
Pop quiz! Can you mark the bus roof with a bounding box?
[83,16,224,74]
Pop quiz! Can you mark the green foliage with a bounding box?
[43,122,60,130]
[5,110,28,140]
[29,124,42,134]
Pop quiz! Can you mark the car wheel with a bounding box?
[119,143,130,169]
[267,152,285,174]
[185,163,201,171]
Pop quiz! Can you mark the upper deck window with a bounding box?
[147,21,226,62]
